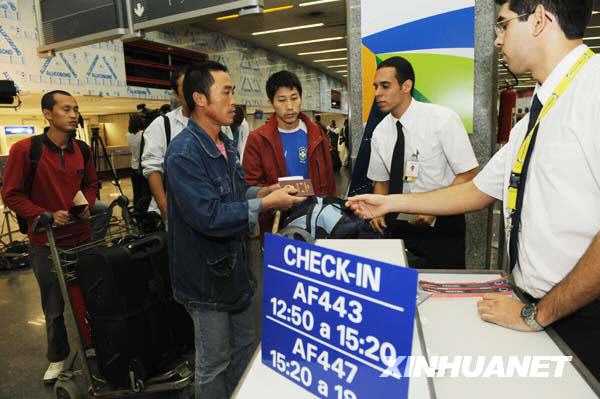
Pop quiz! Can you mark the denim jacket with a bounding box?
[165,118,261,312]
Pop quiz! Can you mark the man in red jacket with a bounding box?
[242,71,336,234]
[1,90,98,383]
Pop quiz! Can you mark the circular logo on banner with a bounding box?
[299,146,308,162]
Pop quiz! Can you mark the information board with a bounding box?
[131,0,264,31]
[37,0,129,52]
[4,126,34,135]
[262,234,417,399]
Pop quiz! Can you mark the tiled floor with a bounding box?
[0,168,352,399]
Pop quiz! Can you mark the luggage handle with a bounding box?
[125,235,164,259]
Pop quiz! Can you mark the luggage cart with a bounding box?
[32,196,193,399]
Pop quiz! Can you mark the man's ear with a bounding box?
[402,79,414,94]
[532,4,549,37]
[42,109,52,121]
[192,91,206,109]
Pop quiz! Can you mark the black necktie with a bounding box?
[385,121,405,226]
[388,120,405,195]
[509,95,543,272]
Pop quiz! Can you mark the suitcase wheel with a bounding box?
[54,378,83,399]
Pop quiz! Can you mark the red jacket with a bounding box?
[1,134,99,246]
[242,113,336,234]
[243,112,336,195]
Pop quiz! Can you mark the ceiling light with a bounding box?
[265,5,294,13]
[216,14,239,20]
[326,64,347,68]
[336,70,347,73]
[314,57,347,62]
[278,36,344,47]
[342,74,348,77]
[299,0,342,6]
[252,23,324,36]
[584,36,600,41]
[217,5,294,20]
[298,48,347,56]
[593,11,599,15]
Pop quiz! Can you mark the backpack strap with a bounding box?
[163,115,171,146]
[27,134,44,192]
[75,139,90,165]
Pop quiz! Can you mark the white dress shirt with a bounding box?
[368,99,478,193]
[141,106,188,213]
[474,45,600,298]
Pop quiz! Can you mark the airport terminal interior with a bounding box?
[1,1,600,399]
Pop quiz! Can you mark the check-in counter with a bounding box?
[233,240,600,399]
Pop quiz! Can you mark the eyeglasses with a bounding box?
[494,12,533,36]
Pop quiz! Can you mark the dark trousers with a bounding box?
[130,170,145,210]
[389,214,466,269]
[552,300,600,381]
[29,245,70,362]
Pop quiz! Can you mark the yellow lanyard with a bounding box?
[507,49,595,211]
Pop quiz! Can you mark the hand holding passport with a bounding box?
[70,190,89,217]
[278,176,315,197]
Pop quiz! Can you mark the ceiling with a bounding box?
[498,1,600,90]
[196,0,348,82]
[0,93,167,117]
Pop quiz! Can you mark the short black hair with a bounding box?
[266,70,303,103]
[494,0,592,39]
[41,90,73,111]
[170,64,189,95]
[233,105,245,127]
[160,104,171,114]
[377,56,415,96]
[128,114,145,133]
[183,61,229,112]
[315,115,321,122]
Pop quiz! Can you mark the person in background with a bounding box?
[347,0,600,379]
[1,90,98,384]
[242,70,336,235]
[160,104,171,116]
[314,114,327,135]
[165,61,304,399]
[141,65,190,222]
[366,56,478,268]
[338,119,349,168]
[231,105,250,162]
[125,114,145,210]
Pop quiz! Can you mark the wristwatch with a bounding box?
[520,303,544,331]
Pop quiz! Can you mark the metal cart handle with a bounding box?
[31,211,54,232]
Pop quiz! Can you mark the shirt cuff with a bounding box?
[247,198,262,231]
[246,186,261,200]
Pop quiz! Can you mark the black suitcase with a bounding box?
[76,232,180,388]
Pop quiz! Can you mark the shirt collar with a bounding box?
[534,44,589,106]
[172,106,189,125]
[42,132,75,152]
[390,98,418,132]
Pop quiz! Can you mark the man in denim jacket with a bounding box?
[165,62,304,399]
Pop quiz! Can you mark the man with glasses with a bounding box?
[347,0,600,379]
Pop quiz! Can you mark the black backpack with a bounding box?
[16,134,90,234]
[279,196,364,241]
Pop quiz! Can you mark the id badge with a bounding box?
[404,160,419,183]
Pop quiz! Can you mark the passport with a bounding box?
[278,176,315,197]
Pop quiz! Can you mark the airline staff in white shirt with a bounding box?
[367,56,479,268]
[348,0,600,380]
[141,65,190,219]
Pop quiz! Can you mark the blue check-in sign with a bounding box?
[4,126,34,135]
[262,234,417,399]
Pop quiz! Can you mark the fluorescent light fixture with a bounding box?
[342,74,348,77]
[593,11,599,14]
[216,14,239,20]
[264,5,294,13]
[252,23,324,36]
[336,70,347,73]
[584,36,600,41]
[326,64,347,68]
[313,57,347,62]
[217,5,294,20]
[278,36,344,47]
[299,0,341,6]
[298,48,347,56]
